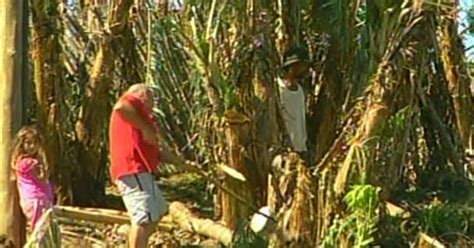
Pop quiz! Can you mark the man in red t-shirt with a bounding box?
[109,84,188,248]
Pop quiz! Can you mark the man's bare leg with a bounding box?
[129,223,156,248]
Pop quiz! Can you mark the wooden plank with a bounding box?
[55,206,130,225]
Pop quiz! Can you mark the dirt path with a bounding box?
[60,172,215,247]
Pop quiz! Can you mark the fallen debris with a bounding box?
[25,202,234,247]
[418,232,445,248]
[169,201,233,246]
[385,201,411,218]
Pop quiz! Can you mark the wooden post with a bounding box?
[0,0,25,246]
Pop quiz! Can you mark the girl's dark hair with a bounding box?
[11,125,48,173]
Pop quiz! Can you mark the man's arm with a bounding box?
[113,99,158,146]
[155,130,184,165]
[157,132,200,173]
[159,145,201,174]
[159,145,185,165]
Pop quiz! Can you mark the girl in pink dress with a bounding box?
[11,126,54,232]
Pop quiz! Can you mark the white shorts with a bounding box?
[116,172,168,225]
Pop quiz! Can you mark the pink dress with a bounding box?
[15,156,54,230]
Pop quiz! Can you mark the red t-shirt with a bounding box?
[109,93,160,181]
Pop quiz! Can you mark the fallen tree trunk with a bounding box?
[169,201,233,246]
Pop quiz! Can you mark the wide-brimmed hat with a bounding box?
[282,46,310,68]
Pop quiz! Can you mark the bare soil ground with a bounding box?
[60,173,218,247]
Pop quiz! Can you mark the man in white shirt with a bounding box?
[278,47,311,163]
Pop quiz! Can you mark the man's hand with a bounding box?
[160,145,184,165]
[159,146,201,174]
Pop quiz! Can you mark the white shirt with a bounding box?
[278,78,307,152]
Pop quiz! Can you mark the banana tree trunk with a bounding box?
[217,0,281,228]
[438,0,473,147]
[73,0,134,205]
[333,1,425,196]
[221,108,254,229]
[309,0,361,242]
[0,0,26,245]
[310,0,359,163]
[30,0,71,203]
[314,1,424,243]
[276,0,302,51]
